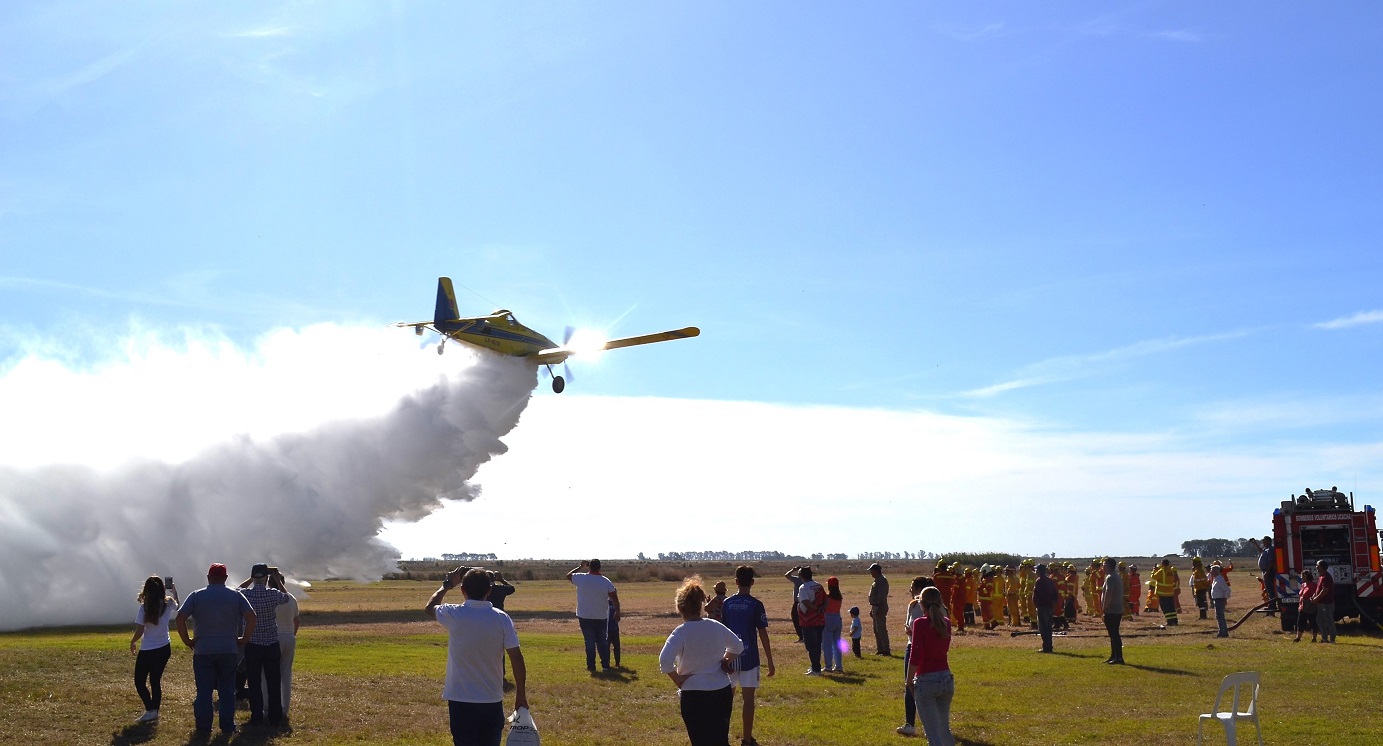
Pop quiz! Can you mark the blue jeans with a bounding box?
[902,644,915,726]
[579,616,610,670]
[447,700,504,746]
[1037,607,1054,651]
[912,670,955,746]
[191,653,239,733]
[822,613,843,670]
[1213,597,1228,636]
[1316,602,1336,642]
[802,625,824,672]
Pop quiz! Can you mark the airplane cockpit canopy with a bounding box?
[490,310,517,325]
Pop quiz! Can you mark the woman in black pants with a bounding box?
[129,575,180,723]
[659,576,745,746]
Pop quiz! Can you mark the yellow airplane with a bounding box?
[395,277,700,393]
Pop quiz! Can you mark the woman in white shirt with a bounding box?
[128,575,179,723]
[659,576,745,746]
[1209,565,1231,638]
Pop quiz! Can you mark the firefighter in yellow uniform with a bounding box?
[933,560,958,625]
[1118,562,1133,621]
[1019,559,1036,625]
[1064,564,1081,619]
[1004,566,1021,626]
[1052,566,1071,631]
[1152,559,1179,626]
[1093,559,1106,615]
[963,567,979,627]
[990,567,1006,629]
[1127,565,1141,617]
[977,566,995,629]
[1190,557,1210,620]
[1082,563,1097,616]
[1172,563,1183,613]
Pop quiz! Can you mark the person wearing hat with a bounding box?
[176,563,256,736]
[1189,558,1210,620]
[867,563,891,656]
[239,562,293,727]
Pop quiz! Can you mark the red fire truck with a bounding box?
[1273,487,1383,631]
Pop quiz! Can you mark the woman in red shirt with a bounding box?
[906,586,955,746]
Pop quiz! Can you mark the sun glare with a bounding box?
[565,328,609,358]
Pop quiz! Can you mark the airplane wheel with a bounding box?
[437,343,444,355]
[552,376,565,394]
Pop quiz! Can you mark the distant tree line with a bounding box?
[439,552,499,562]
[655,550,802,562]
[1180,538,1259,558]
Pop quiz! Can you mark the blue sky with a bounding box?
[4,3,1383,565]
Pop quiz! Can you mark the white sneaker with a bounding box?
[136,710,159,723]
[805,669,822,676]
[896,724,916,736]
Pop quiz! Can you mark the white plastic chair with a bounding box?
[1196,671,1262,746]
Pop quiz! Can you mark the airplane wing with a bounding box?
[528,326,699,365]
[601,326,700,351]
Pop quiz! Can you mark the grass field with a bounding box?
[2,566,1379,745]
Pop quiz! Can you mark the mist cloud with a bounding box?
[0,324,536,630]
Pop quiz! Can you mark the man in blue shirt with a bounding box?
[721,565,775,746]
[176,563,256,736]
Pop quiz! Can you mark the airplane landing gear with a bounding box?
[552,375,565,394]
[437,341,445,355]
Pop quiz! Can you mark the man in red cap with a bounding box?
[176,563,255,736]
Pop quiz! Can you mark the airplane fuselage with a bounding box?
[437,311,562,359]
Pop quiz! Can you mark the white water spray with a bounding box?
[0,324,536,630]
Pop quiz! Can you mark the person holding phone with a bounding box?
[129,575,179,723]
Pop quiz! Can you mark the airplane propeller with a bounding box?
[539,326,577,393]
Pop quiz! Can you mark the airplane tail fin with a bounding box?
[434,277,460,323]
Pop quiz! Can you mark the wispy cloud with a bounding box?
[960,330,1248,399]
[40,48,137,98]
[1150,28,1205,43]
[1314,310,1383,330]
[226,25,295,39]
[933,22,1007,42]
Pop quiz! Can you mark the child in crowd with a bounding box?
[848,607,863,657]
[705,581,727,622]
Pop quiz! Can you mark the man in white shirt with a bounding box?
[426,567,529,746]
[566,559,621,672]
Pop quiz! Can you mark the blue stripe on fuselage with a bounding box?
[436,320,556,352]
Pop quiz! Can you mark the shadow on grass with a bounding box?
[822,671,868,685]
[956,736,1000,746]
[592,665,640,683]
[109,721,155,745]
[1119,662,1196,676]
